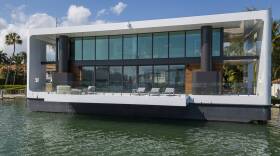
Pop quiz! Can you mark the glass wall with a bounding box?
[169,65,185,93]
[109,66,123,92]
[74,38,82,60]
[186,30,201,57]
[212,29,221,56]
[154,65,168,89]
[96,36,108,60]
[81,66,94,87]
[138,66,153,90]
[71,28,223,60]
[83,37,95,60]
[153,32,168,58]
[109,36,122,60]
[138,34,152,59]
[123,66,137,92]
[223,20,263,56]
[46,44,56,62]
[95,66,109,91]
[123,35,137,59]
[169,31,185,58]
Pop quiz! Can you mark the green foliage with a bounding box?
[0,85,26,90]
[272,20,280,80]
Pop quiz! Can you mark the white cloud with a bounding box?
[91,19,107,25]
[111,2,127,15]
[0,13,56,55]
[62,5,91,26]
[11,5,27,23]
[96,9,107,17]
[0,18,7,30]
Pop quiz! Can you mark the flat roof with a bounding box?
[28,10,270,38]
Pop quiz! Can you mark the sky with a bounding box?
[0,0,279,55]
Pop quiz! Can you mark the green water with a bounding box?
[1,99,280,156]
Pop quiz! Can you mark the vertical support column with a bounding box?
[257,10,272,105]
[57,35,70,73]
[201,26,213,71]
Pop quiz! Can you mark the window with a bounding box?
[109,66,123,92]
[138,34,152,59]
[169,32,185,58]
[154,65,168,89]
[109,36,122,60]
[96,36,108,60]
[81,66,94,87]
[123,35,137,59]
[83,37,95,60]
[123,66,137,92]
[138,66,153,90]
[186,30,201,57]
[46,44,56,62]
[73,38,82,60]
[153,32,168,58]
[169,65,185,93]
[95,66,109,91]
[212,29,221,56]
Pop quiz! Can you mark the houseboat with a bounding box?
[27,10,272,122]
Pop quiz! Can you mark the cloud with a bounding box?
[97,9,107,17]
[10,5,27,23]
[0,13,56,55]
[62,5,91,26]
[111,2,127,15]
[0,18,7,30]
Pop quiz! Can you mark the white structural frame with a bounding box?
[27,10,272,107]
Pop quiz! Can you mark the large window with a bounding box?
[83,37,95,60]
[186,30,201,57]
[154,65,168,89]
[138,66,153,90]
[123,66,137,92]
[123,35,137,59]
[81,66,94,87]
[153,32,168,58]
[169,32,185,58]
[109,36,122,60]
[46,44,56,62]
[73,38,82,60]
[95,66,109,91]
[169,65,185,93]
[212,29,221,56]
[96,36,108,60]
[138,34,152,59]
[109,66,123,92]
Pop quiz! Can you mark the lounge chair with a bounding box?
[132,87,146,95]
[149,88,160,96]
[71,88,82,95]
[87,86,96,94]
[163,88,175,96]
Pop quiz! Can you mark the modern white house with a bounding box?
[27,10,272,122]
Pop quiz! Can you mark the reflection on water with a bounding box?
[0,99,280,155]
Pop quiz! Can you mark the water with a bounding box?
[0,99,280,156]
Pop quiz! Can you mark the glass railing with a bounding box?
[39,81,257,96]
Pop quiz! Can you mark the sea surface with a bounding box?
[0,99,280,156]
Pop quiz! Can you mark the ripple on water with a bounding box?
[0,100,280,156]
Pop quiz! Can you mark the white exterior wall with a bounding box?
[27,10,272,106]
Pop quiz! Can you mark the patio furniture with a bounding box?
[133,87,146,95]
[87,86,96,94]
[71,88,82,95]
[163,88,175,96]
[56,85,71,94]
[149,88,160,96]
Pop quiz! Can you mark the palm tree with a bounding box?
[12,52,26,85]
[272,20,280,80]
[4,32,22,85]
